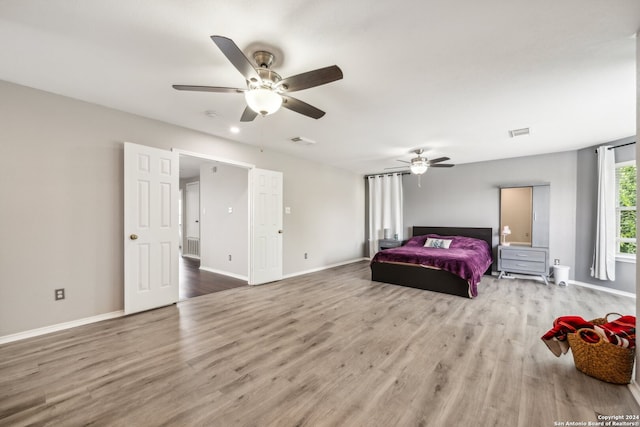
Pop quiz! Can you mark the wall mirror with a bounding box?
[500,187,533,246]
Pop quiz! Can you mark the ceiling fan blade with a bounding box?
[427,157,450,164]
[210,35,261,82]
[281,95,325,119]
[240,106,258,122]
[384,166,409,170]
[172,85,245,93]
[396,159,410,164]
[429,163,455,168]
[278,65,343,92]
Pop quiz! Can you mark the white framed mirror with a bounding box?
[500,186,533,246]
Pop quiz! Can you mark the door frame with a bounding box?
[172,149,272,286]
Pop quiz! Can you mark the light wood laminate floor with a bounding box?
[1,261,638,426]
[179,256,246,300]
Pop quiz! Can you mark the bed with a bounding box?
[370,226,493,298]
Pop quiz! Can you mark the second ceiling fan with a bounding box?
[386,149,455,175]
[173,36,343,122]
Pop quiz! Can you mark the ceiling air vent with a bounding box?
[290,136,316,146]
[509,127,530,138]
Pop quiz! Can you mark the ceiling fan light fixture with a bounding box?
[244,88,282,116]
[410,158,428,175]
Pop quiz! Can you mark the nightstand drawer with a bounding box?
[379,239,401,251]
[500,259,547,274]
[500,248,546,263]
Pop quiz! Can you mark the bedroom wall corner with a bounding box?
[575,137,636,294]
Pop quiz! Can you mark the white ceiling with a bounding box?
[1,1,638,174]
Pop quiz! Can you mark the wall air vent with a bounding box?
[290,136,316,146]
[509,127,530,138]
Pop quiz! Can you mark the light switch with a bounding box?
[285,207,291,214]
[228,207,233,213]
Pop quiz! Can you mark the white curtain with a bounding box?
[591,145,616,280]
[368,173,403,258]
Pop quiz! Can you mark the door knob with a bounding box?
[130,234,139,240]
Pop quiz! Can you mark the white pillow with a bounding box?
[424,238,452,249]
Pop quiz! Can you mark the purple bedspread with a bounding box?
[371,234,493,297]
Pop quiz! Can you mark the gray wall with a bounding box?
[0,80,365,336]
[575,136,636,293]
[402,151,578,275]
[199,163,248,278]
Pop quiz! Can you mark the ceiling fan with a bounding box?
[385,149,455,175]
[172,35,343,122]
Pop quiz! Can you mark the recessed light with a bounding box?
[230,126,240,134]
[290,136,316,146]
[509,127,530,138]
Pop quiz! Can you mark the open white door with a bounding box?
[124,142,179,314]
[184,181,201,258]
[250,168,283,285]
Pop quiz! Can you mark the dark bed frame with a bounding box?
[370,226,494,298]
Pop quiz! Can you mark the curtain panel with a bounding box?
[368,173,403,258]
[591,145,616,280]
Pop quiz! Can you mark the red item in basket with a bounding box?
[541,316,593,356]
[593,315,635,348]
[541,316,592,342]
[541,315,636,357]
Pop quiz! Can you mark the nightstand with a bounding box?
[497,245,549,285]
[379,239,402,251]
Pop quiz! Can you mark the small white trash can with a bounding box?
[553,265,570,286]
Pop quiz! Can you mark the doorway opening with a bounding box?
[178,153,249,300]
[124,143,283,314]
[178,256,246,299]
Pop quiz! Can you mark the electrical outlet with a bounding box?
[228,254,232,261]
[304,252,308,259]
[55,288,65,300]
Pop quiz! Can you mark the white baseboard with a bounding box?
[0,310,125,345]
[283,257,368,279]
[569,280,636,299]
[491,272,636,299]
[199,265,248,281]
[181,254,200,260]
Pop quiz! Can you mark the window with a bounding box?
[615,160,636,259]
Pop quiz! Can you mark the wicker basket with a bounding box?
[567,313,635,385]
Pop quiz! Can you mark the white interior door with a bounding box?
[124,142,179,314]
[185,182,200,239]
[250,168,283,285]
